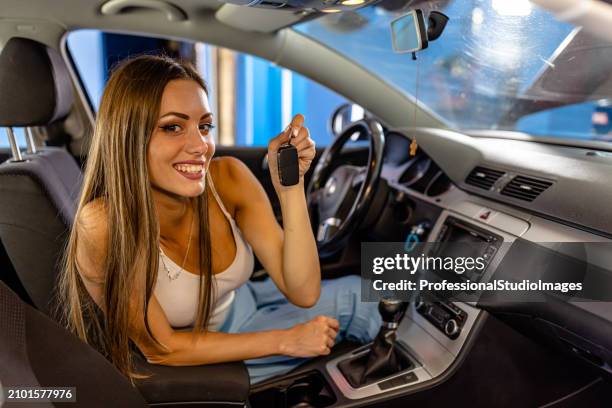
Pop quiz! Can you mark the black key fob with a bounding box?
[277,143,299,186]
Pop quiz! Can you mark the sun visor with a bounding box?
[221,0,331,10]
[216,0,377,32]
[215,3,304,32]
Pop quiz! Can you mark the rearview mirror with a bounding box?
[390,10,449,54]
[390,9,428,53]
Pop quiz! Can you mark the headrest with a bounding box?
[0,37,74,127]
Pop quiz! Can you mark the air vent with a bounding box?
[501,176,553,202]
[465,166,505,190]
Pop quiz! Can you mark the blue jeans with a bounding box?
[217,275,381,384]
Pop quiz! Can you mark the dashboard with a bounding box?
[382,131,453,200]
[336,123,612,388]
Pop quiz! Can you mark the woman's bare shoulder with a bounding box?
[75,199,109,280]
[210,156,254,188]
[209,156,251,203]
[77,198,109,239]
[210,156,245,179]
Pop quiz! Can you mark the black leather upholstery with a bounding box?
[134,353,250,407]
[0,37,74,126]
[0,281,148,407]
[338,328,413,388]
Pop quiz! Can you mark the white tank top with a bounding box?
[154,172,254,331]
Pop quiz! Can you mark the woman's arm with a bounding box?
[75,199,337,366]
[266,114,321,306]
[132,295,283,365]
[275,177,321,306]
[225,115,320,308]
[135,296,338,366]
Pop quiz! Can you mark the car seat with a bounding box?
[0,280,148,407]
[0,36,250,407]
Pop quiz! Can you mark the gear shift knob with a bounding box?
[379,299,408,328]
[337,298,413,388]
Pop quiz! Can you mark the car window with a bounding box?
[516,100,609,141]
[67,30,348,147]
[295,1,612,142]
[0,127,27,149]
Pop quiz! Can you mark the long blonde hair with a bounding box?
[58,55,214,380]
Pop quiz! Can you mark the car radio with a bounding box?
[415,293,467,339]
[416,217,502,339]
[428,216,502,283]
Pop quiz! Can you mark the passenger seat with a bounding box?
[0,36,251,407]
[0,36,82,315]
[0,280,148,407]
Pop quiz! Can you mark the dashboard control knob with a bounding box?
[444,319,460,338]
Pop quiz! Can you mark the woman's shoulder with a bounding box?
[78,197,108,224]
[74,198,109,283]
[76,198,109,247]
[210,156,249,182]
[210,156,257,189]
[210,156,257,218]
[209,156,252,204]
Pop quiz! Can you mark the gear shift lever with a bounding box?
[338,299,412,388]
[379,299,408,329]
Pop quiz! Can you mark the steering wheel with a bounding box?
[307,119,385,255]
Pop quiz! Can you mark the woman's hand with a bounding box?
[267,113,316,193]
[279,315,339,358]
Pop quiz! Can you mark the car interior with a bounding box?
[1,0,612,407]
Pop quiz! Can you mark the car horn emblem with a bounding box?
[325,177,337,196]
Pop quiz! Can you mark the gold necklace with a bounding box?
[160,204,195,281]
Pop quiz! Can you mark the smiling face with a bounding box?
[147,79,215,198]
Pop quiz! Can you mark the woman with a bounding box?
[59,55,380,384]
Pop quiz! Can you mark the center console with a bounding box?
[415,217,502,340]
[250,209,518,406]
[325,210,515,400]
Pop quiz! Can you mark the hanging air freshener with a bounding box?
[390,9,448,157]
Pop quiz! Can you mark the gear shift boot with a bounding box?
[337,339,413,389]
[338,300,413,389]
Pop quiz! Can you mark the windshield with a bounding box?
[295,0,612,141]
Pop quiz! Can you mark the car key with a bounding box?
[277,130,300,186]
